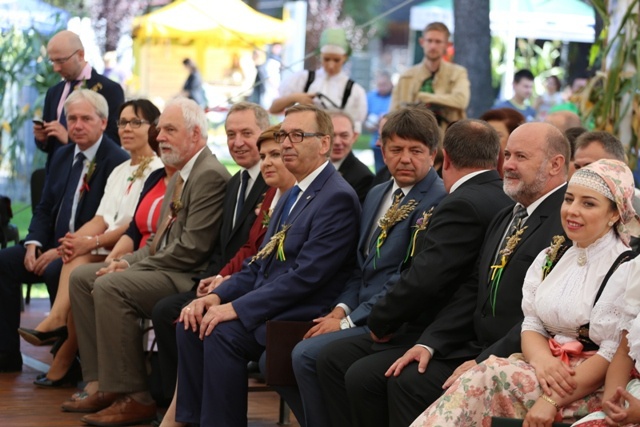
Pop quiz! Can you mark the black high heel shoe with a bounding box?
[18,326,68,346]
[34,357,81,388]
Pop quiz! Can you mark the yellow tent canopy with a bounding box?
[131,0,289,103]
[133,0,288,47]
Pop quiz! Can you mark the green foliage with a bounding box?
[490,37,564,95]
[577,0,640,164]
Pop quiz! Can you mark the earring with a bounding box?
[608,221,614,227]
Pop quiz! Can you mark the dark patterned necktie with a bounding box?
[493,204,528,267]
[235,170,250,225]
[55,152,85,240]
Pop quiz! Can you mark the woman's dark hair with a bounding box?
[118,99,161,154]
[479,108,525,134]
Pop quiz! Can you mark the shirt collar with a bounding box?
[74,135,102,162]
[450,170,490,193]
[296,161,330,193]
[179,147,206,184]
[71,63,92,83]
[523,182,567,216]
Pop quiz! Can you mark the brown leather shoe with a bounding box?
[80,395,157,426]
[60,391,121,413]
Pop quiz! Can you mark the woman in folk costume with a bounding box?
[571,256,640,426]
[411,159,640,427]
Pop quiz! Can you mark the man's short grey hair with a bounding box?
[227,101,270,131]
[575,131,625,162]
[166,97,208,139]
[329,111,355,132]
[64,89,108,119]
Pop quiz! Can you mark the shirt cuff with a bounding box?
[24,240,42,248]
[336,303,352,316]
[415,344,435,356]
[345,316,355,328]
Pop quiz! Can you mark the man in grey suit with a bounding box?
[61,97,231,427]
[276,107,448,427]
[150,101,270,403]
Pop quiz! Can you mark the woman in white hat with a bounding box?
[269,28,367,133]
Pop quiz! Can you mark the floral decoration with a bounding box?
[405,207,435,262]
[374,195,418,268]
[79,157,97,197]
[488,220,528,316]
[126,156,154,194]
[250,224,291,263]
[541,235,567,279]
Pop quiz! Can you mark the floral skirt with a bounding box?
[410,353,603,427]
[570,377,640,427]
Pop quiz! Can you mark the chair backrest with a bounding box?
[30,168,46,212]
[0,195,12,227]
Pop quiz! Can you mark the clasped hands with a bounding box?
[24,244,60,276]
[179,293,238,340]
[58,232,96,263]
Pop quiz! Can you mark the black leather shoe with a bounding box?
[18,326,67,346]
[34,358,81,388]
[0,352,22,372]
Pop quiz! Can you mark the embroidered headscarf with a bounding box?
[570,158,640,246]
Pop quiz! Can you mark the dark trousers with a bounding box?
[151,290,196,401]
[0,245,62,355]
[316,333,462,427]
[175,319,264,427]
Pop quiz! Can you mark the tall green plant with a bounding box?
[578,0,639,165]
[0,25,64,178]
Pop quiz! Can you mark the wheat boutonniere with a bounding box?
[374,195,418,267]
[404,207,434,262]
[79,157,97,197]
[542,235,566,279]
[250,224,291,263]
[488,220,528,316]
[126,156,154,194]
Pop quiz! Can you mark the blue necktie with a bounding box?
[278,185,301,230]
[55,152,85,240]
[235,170,250,225]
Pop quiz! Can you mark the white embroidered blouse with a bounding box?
[521,230,629,361]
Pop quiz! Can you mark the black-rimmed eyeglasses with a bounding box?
[274,131,325,144]
[117,119,149,129]
[48,49,80,65]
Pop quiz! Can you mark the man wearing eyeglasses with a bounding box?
[173,104,361,426]
[34,30,125,170]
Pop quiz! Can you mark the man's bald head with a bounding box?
[544,111,582,133]
[47,30,86,81]
[48,30,84,52]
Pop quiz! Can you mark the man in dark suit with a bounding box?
[330,112,374,202]
[0,89,129,372]
[62,97,230,426]
[174,104,361,426]
[276,106,447,427]
[151,101,270,403]
[316,122,570,427]
[34,30,124,169]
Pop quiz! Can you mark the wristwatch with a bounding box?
[340,318,351,330]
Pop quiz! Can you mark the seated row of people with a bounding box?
[5,89,640,427]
